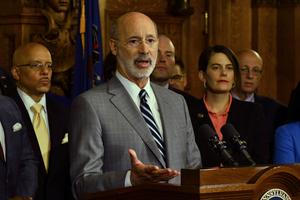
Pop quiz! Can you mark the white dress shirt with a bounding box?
[116,71,164,137]
[116,71,165,187]
[0,122,5,160]
[17,88,50,134]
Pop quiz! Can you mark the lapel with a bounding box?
[0,109,13,163]
[197,99,215,130]
[12,92,47,174]
[151,84,177,167]
[46,96,63,148]
[108,77,166,167]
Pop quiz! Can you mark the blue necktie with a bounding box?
[139,89,166,163]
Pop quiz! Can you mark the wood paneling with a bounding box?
[105,0,206,98]
[0,0,299,103]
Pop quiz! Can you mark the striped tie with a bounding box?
[139,89,166,163]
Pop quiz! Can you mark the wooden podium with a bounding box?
[84,164,300,200]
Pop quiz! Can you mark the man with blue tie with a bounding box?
[0,94,38,200]
[70,11,202,199]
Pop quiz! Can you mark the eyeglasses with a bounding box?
[170,74,184,80]
[240,66,262,76]
[16,62,53,70]
[113,36,158,48]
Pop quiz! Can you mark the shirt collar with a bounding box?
[232,92,255,102]
[204,94,232,115]
[115,71,155,106]
[17,88,47,113]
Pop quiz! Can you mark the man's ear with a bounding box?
[11,66,20,81]
[109,39,118,56]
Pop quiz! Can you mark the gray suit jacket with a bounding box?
[69,77,202,199]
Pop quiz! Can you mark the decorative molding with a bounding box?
[252,0,300,6]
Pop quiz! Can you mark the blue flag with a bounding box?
[72,0,103,98]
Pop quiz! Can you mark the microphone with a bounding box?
[221,124,256,166]
[200,124,239,167]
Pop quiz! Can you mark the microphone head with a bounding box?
[221,123,240,141]
[199,124,218,140]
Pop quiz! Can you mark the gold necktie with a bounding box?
[31,103,50,171]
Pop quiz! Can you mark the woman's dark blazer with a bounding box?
[190,98,270,168]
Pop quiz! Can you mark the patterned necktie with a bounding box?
[31,103,50,171]
[139,89,166,163]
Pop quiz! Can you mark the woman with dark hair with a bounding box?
[191,45,269,168]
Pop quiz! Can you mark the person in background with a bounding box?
[103,51,117,81]
[9,42,72,200]
[0,67,16,96]
[151,34,175,87]
[232,49,288,162]
[69,12,202,199]
[274,81,300,164]
[193,45,269,168]
[169,58,187,91]
[0,94,38,200]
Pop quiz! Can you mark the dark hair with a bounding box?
[198,45,240,84]
[103,51,117,81]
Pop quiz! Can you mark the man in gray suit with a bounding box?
[70,11,202,199]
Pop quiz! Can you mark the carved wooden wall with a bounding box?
[0,1,46,71]
[104,0,206,98]
[0,0,299,103]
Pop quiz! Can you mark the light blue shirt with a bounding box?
[232,92,255,102]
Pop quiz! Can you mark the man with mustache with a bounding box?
[9,42,73,199]
[70,12,202,199]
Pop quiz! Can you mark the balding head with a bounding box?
[237,49,263,68]
[111,12,157,41]
[109,12,158,88]
[11,42,52,102]
[151,34,175,86]
[13,42,52,67]
[235,49,263,98]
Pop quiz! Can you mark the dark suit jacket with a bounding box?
[9,90,72,200]
[0,95,38,199]
[190,98,270,168]
[254,94,288,162]
[255,94,288,129]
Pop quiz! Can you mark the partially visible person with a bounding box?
[70,12,201,199]
[273,121,300,164]
[103,51,117,81]
[274,81,300,164]
[0,95,38,200]
[193,45,269,168]
[232,49,288,162]
[150,34,175,87]
[232,49,287,128]
[287,81,300,122]
[9,42,72,200]
[169,58,187,91]
[0,67,16,96]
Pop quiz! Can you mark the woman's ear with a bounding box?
[198,70,205,82]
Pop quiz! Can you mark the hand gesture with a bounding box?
[128,149,180,186]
